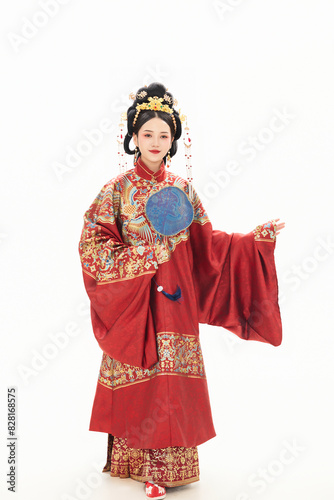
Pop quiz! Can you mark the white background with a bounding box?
[1,1,334,499]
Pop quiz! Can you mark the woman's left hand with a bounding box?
[273,218,285,236]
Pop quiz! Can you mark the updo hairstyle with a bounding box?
[123,82,182,162]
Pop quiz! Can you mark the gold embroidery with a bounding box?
[117,169,208,265]
[253,220,277,242]
[98,331,206,391]
[79,169,210,283]
[104,435,199,487]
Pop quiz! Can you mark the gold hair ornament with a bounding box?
[117,90,193,200]
[133,96,174,129]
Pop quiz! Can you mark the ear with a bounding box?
[132,132,137,147]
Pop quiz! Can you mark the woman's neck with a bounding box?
[139,155,163,173]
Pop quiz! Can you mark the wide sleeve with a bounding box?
[189,189,282,346]
[78,179,160,368]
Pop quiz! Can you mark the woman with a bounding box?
[78,82,285,499]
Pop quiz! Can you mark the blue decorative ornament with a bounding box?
[145,186,194,236]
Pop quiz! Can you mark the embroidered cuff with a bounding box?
[252,220,277,242]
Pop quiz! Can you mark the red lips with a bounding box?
[149,150,160,153]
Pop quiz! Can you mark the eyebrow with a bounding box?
[143,129,169,133]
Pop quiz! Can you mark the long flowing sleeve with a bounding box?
[189,189,282,346]
[78,179,160,368]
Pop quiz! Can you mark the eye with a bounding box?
[144,134,169,139]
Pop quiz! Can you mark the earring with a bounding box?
[166,150,171,169]
[134,146,139,166]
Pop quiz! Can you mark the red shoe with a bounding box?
[145,481,166,499]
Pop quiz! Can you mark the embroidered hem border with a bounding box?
[98,331,206,391]
[102,433,200,488]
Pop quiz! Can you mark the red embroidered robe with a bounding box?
[78,156,282,449]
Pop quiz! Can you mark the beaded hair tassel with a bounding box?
[183,119,193,201]
[117,112,127,174]
[117,93,194,201]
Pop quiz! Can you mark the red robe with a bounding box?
[78,156,282,449]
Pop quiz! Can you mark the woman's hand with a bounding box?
[274,218,286,236]
[156,244,167,264]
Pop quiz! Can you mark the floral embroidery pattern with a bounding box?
[79,178,159,283]
[79,168,211,281]
[121,170,198,259]
[98,332,206,390]
[253,220,277,242]
[103,434,199,487]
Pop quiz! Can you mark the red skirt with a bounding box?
[102,433,200,488]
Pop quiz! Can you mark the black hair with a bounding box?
[123,82,182,162]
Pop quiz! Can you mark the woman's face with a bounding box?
[132,117,174,172]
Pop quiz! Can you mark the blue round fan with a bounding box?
[145,186,194,236]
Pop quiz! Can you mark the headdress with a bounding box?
[117,86,194,200]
